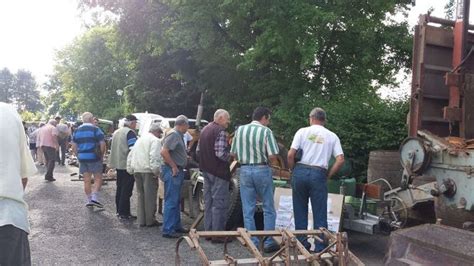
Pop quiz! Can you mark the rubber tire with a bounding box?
[194,182,205,212]
[225,170,243,230]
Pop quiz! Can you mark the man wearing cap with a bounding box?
[37,119,59,181]
[0,102,37,265]
[287,107,344,252]
[127,122,163,227]
[198,109,232,241]
[110,114,138,220]
[160,115,190,238]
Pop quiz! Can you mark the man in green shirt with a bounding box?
[230,107,279,253]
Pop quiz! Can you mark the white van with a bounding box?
[159,117,208,130]
[118,112,164,136]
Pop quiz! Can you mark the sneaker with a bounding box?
[91,200,104,208]
[85,201,94,208]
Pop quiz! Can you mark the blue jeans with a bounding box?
[291,164,328,252]
[161,165,184,235]
[239,165,277,248]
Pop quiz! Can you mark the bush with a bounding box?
[272,90,408,179]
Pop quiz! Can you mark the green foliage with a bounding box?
[444,0,456,20]
[0,68,42,112]
[51,26,132,120]
[72,0,414,176]
[0,68,15,103]
[271,89,408,178]
[19,110,43,122]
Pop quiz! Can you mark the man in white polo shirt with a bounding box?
[287,107,344,252]
[0,102,37,265]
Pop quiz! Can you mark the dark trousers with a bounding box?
[42,146,57,179]
[58,139,68,165]
[0,225,31,266]
[203,172,229,231]
[116,169,135,216]
[291,164,328,252]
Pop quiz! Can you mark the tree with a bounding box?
[0,68,15,103]
[51,26,132,120]
[14,70,42,112]
[78,0,413,177]
[0,68,42,112]
[42,74,77,120]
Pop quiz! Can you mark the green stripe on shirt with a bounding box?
[231,121,279,164]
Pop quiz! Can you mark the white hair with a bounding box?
[310,107,326,122]
[149,122,163,133]
[48,119,57,126]
[81,112,94,123]
[175,115,189,126]
[213,109,229,121]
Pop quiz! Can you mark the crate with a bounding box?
[344,196,377,215]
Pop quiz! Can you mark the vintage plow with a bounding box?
[175,228,362,265]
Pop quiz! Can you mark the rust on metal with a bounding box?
[175,228,361,266]
[409,12,474,138]
[385,224,474,264]
[445,72,462,87]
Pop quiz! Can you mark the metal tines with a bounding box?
[175,228,363,266]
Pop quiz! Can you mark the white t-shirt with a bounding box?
[290,125,343,169]
[183,131,193,149]
[0,103,37,234]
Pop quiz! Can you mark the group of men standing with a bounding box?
[199,106,344,253]
[0,102,345,265]
[103,106,343,253]
[45,106,344,254]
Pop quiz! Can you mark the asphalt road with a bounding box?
[26,164,388,265]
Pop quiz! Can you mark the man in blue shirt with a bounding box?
[72,112,106,208]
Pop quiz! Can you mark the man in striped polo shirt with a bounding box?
[72,112,106,208]
[230,107,280,253]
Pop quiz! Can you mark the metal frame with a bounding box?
[409,6,474,139]
[175,228,362,265]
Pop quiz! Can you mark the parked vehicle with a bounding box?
[118,112,165,136]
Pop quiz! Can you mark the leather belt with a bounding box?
[296,163,327,171]
[241,162,268,166]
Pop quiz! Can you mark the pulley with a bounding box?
[399,137,431,174]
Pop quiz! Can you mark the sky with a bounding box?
[0,0,82,83]
[0,0,465,89]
